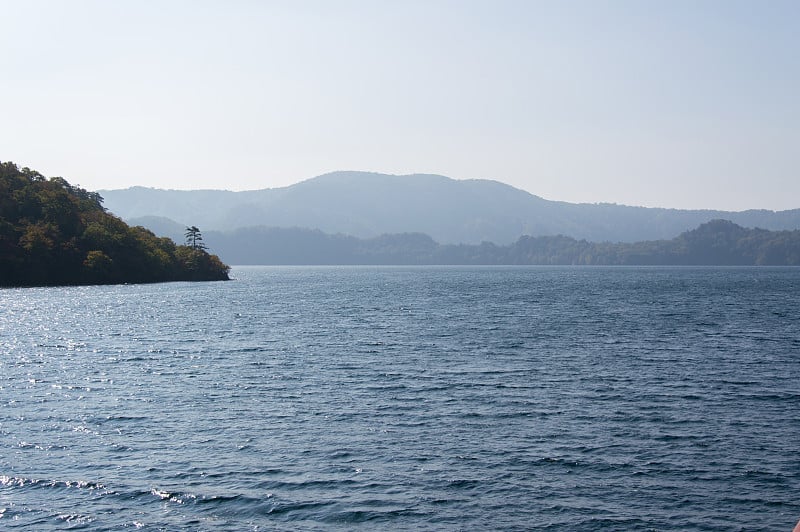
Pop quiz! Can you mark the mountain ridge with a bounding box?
[197,219,800,266]
[100,171,800,244]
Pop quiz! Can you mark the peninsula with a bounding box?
[0,162,229,286]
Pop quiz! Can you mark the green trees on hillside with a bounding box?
[208,222,800,265]
[0,162,229,286]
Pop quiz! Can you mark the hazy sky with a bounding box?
[2,0,798,210]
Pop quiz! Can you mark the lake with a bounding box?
[1,266,799,530]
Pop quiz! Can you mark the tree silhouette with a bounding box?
[184,226,207,250]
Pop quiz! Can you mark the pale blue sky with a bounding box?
[2,0,797,210]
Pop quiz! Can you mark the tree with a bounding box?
[185,226,207,250]
[83,250,113,281]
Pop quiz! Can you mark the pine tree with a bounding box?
[184,226,207,250]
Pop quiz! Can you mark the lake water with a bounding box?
[1,266,799,530]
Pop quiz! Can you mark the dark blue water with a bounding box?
[1,266,799,530]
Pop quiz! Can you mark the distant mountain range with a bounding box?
[99,171,800,245]
[194,220,800,266]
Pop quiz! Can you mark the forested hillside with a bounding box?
[202,220,800,266]
[0,162,229,286]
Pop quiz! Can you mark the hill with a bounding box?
[100,171,800,244]
[198,220,800,266]
[0,163,229,286]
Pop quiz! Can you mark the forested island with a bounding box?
[202,220,800,266]
[0,163,229,286]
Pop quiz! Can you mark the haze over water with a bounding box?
[1,266,799,530]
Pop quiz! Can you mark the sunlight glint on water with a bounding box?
[1,266,799,530]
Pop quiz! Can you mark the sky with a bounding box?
[1,0,798,211]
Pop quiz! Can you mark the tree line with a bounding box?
[205,220,800,266]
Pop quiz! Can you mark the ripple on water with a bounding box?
[1,267,799,530]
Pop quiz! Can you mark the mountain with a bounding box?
[127,215,187,244]
[197,220,800,266]
[100,171,800,244]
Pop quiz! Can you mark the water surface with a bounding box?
[1,266,799,530]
